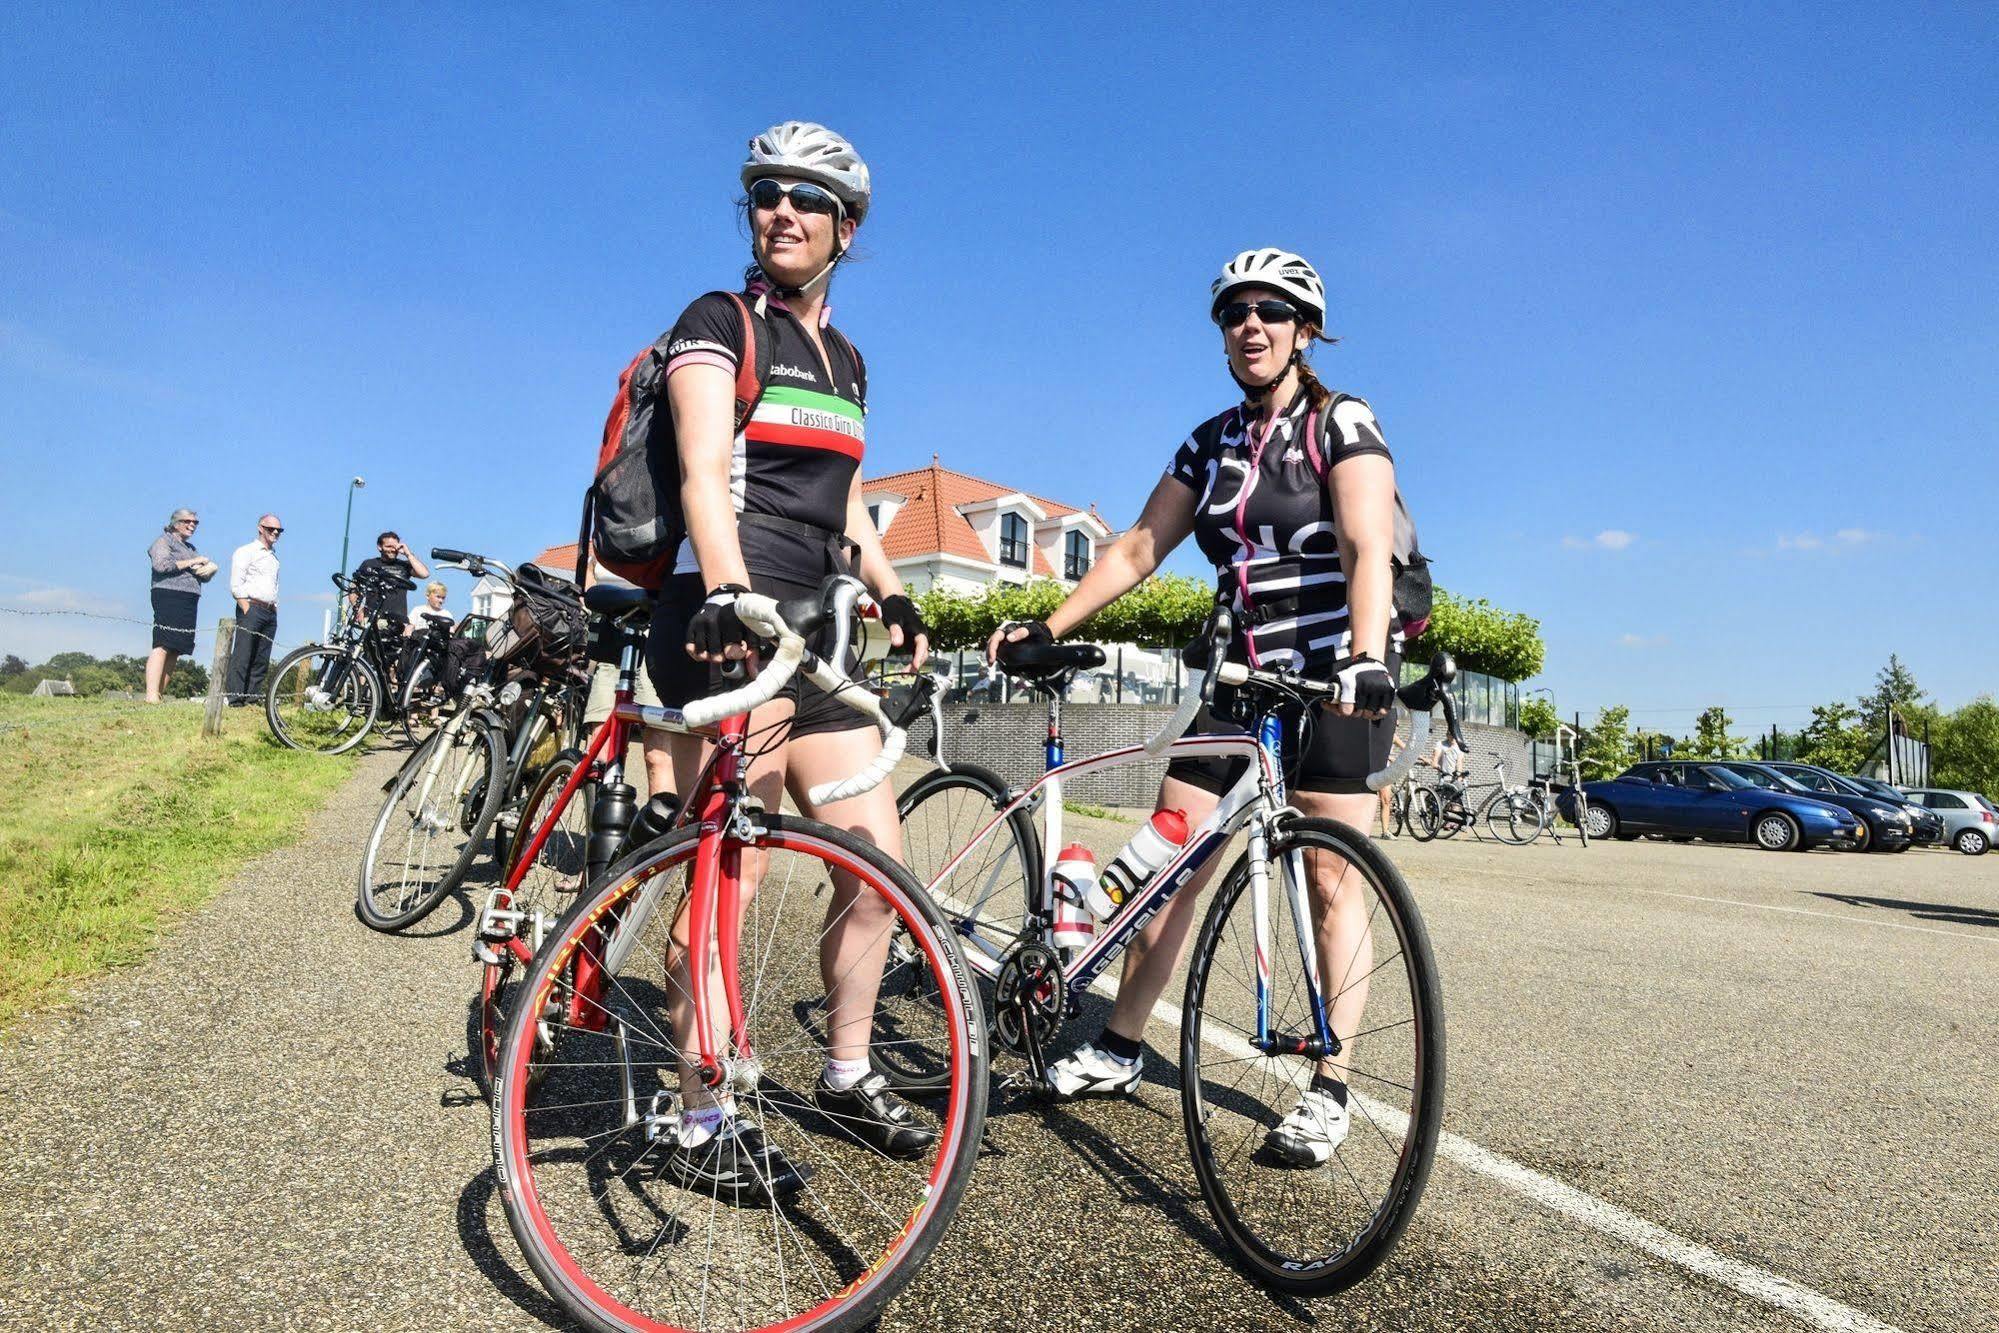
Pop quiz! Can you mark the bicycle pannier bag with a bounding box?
[492,563,587,673]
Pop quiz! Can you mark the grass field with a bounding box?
[0,697,356,1021]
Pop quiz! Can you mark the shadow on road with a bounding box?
[1808,891,1999,930]
[455,1166,579,1331]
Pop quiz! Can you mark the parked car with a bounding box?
[1836,774,1948,845]
[1705,762,1913,852]
[1763,762,1942,849]
[1900,788,1996,856]
[1556,761,1864,851]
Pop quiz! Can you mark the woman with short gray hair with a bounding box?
[146,508,217,701]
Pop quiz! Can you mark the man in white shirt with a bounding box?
[226,514,283,704]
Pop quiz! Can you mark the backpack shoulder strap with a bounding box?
[721,291,774,432]
[1302,391,1353,483]
[825,326,868,412]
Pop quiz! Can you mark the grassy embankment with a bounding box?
[0,697,356,1021]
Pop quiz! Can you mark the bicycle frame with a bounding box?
[926,697,1344,1060]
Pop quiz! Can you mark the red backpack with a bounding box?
[578,292,771,588]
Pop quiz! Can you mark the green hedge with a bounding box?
[916,576,1545,682]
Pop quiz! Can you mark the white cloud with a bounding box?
[1562,529,1638,552]
[1833,528,1877,545]
[1777,529,1883,553]
[1618,632,1670,648]
[0,576,126,617]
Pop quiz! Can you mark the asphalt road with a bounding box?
[0,753,1991,1332]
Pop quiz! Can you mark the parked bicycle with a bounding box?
[265,565,439,753]
[488,574,986,1333]
[891,612,1454,1295]
[355,551,586,932]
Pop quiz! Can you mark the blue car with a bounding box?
[1557,761,1865,852]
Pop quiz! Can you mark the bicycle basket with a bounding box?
[491,564,586,674]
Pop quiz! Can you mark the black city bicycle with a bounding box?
[265,566,444,753]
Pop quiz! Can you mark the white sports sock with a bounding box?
[823,1057,872,1091]
[679,1100,732,1148]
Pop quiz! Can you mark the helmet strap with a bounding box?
[750,200,848,300]
[1230,349,1301,410]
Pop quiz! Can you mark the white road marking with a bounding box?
[1095,976,1907,1333]
[1633,890,1997,945]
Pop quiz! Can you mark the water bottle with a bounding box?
[1049,844,1099,950]
[1099,809,1191,911]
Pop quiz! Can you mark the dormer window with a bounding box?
[1064,530,1091,580]
[999,512,1029,568]
[867,503,882,532]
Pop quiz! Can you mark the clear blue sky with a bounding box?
[4,4,1994,729]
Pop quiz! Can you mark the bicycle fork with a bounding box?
[1246,820,1343,1062]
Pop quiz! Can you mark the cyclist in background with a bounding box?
[648,121,935,1198]
[990,248,1408,1165]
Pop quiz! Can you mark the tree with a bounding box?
[1404,590,1545,681]
[1517,695,1558,740]
[167,659,210,698]
[1856,654,1924,732]
[1580,704,1634,776]
[1931,696,1999,794]
[0,654,27,680]
[1681,706,1745,759]
[1795,701,1871,773]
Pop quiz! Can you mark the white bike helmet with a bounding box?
[1210,247,1326,328]
[741,120,872,221]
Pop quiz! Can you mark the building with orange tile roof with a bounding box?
[862,456,1112,594]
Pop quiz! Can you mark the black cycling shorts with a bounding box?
[1165,650,1400,797]
[645,571,871,740]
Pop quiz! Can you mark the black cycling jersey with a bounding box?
[662,282,866,580]
[352,555,416,620]
[1166,388,1393,673]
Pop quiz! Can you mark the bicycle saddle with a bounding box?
[997,641,1107,676]
[583,583,650,617]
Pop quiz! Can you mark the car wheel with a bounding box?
[1953,828,1990,856]
[1753,812,1800,852]
[1582,804,1617,840]
[1850,822,1871,852]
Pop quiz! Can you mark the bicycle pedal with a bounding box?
[471,939,502,966]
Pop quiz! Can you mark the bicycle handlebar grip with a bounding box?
[1367,709,1431,792]
[1145,668,1210,755]
[680,595,803,728]
[807,725,907,806]
[430,547,471,565]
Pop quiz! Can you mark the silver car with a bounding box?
[1903,788,1997,855]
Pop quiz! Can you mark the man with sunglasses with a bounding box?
[226,513,283,705]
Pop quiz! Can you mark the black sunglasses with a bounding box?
[1217,299,1302,330]
[261,525,284,535]
[747,177,843,217]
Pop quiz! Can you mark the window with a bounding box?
[1929,793,1966,809]
[1063,530,1091,579]
[867,503,882,532]
[999,512,1029,568]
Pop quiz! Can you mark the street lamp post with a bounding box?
[337,476,365,626]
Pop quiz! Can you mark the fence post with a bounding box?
[202,618,235,737]
[1115,646,1124,704]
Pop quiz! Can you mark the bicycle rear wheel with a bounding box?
[1483,792,1546,845]
[492,814,987,1333]
[357,718,505,931]
[266,646,381,754]
[1181,816,1444,1295]
[479,749,594,1091]
[1405,787,1441,842]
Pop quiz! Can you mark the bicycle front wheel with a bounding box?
[1181,815,1444,1295]
[357,718,505,931]
[266,645,381,754]
[479,749,593,1091]
[492,814,987,1333]
[1483,793,1546,846]
[1405,787,1442,842]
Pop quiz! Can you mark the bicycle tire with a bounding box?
[1406,787,1442,842]
[356,718,506,931]
[478,749,593,1093]
[1482,792,1545,846]
[265,645,381,755]
[492,813,988,1333]
[1181,815,1444,1296]
[396,653,442,748]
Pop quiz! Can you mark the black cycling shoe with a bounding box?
[663,1119,809,1206]
[813,1073,938,1160]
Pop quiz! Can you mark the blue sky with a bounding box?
[3,4,1995,729]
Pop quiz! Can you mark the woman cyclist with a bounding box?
[650,121,935,1197]
[990,247,1405,1166]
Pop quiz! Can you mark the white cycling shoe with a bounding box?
[1042,1043,1144,1099]
[1265,1087,1351,1166]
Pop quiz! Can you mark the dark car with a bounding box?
[1764,762,1936,850]
[1708,762,1914,853]
[1841,774,1948,846]
[1557,761,1864,851]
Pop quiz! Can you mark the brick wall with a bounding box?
[903,702,1534,810]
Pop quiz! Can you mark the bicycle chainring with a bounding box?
[992,942,1063,1059]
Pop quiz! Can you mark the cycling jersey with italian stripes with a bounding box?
[661,282,866,579]
[1166,387,1394,673]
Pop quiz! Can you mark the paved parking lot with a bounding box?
[0,760,1991,1331]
